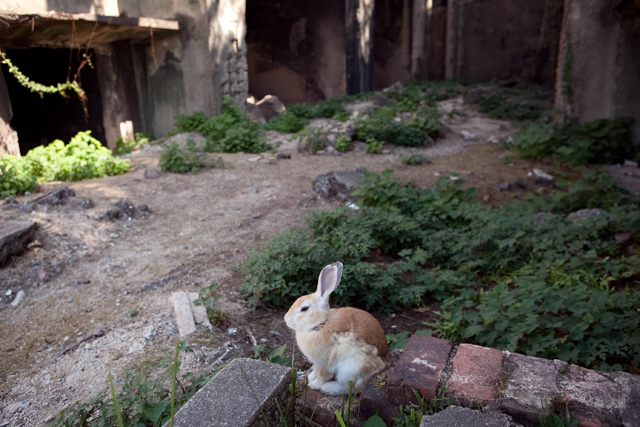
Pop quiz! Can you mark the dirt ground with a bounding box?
[0,97,571,425]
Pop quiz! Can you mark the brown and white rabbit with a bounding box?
[284,262,388,395]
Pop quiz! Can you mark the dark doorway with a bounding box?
[1,48,105,155]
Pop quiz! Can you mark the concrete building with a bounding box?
[0,0,638,156]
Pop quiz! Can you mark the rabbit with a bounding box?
[284,262,388,395]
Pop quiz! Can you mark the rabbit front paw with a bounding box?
[307,378,325,390]
[321,381,349,395]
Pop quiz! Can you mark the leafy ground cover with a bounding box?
[242,166,640,372]
[0,131,130,198]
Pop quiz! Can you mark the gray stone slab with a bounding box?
[420,406,519,427]
[171,358,291,427]
[0,220,37,266]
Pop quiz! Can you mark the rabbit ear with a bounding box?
[316,262,343,308]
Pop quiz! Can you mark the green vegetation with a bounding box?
[401,152,431,166]
[173,96,270,154]
[158,140,224,173]
[392,388,454,427]
[193,283,223,324]
[512,117,635,166]
[335,135,352,152]
[475,83,553,122]
[264,99,349,133]
[0,131,130,198]
[49,342,214,427]
[114,132,152,155]
[242,168,640,371]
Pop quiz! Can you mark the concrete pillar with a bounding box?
[0,69,19,157]
[411,0,426,80]
[346,0,375,94]
[555,0,640,144]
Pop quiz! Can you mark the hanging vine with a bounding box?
[0,48,87,101]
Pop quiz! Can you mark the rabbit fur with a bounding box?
[284,262,388,395]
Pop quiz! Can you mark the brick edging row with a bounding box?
[359,335,640,426]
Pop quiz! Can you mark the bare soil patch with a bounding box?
[0,99,567,425]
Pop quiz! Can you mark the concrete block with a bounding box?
[169,292,197,337]
[387,335,452,405]
[188,292,212,331]
[447,344,504,405]
[420,405,518,427]
[0,220,37,266]
[170,358,291,427]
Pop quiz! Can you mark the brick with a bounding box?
[558,364,624,427]
[358,372,400,425]
[447,343,504,405]
[297,388,338,427]
[387,335,452,405]
[613,371,640,427]
[502,352,560,409]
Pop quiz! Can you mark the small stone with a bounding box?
[487,135,500,144]
[5,290,11,296]
[533,168,554,182]
[228,327,238,335]
[10,290,25,307]
[461,130,477,140]
[624,160,638,168]
[144,166,163,179]
[67,298,72,303]
[114,199,136,217]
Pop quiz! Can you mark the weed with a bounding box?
[158,141,208,173]
[478,92,543,121]
[193,283,222,324]
[128,307,139,318]
[297,127,326,154]
[366,138,384,154]
[401,152,431,165]
[49,341,213,426]
[264,111,309,133]
[173,96,270,154]
[114,132,152,155]
[335,135,352,152]
[241,168,640,371]
[512,117,634,166]
[539,399,579,427]
[0,131,130,198]
[392,388,454,427]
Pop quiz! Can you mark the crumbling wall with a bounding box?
[373,0,411,89]
[0,71,19,157]
[445,0,561,83]
[246,0,346,105]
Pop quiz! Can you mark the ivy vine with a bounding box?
[0,48,86,101]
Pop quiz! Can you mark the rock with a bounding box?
[245,96,266,123]
[487,135,500,144]
[464,86,491,104]
[256,95,286,121]
[128,339,146,354]
[566,208,606,222]
[114,199,136,218]
[32,186,76,206]
[10,290,25,307]
[382,81,404,94]
[420,406,519,427]
[188,292,213,331]
[313,169,365,202]
[372,92,389,106]
[0,220,37,266]
[460,130,477,140]
[624,159,638,168]
[144,166,163,179]
[99,209,123,221]
[532,168,554,186]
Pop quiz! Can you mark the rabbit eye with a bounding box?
[300,306,309,312]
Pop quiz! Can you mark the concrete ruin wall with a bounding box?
[555,0,640,144]
[445,0,561,84]
[0,69,20,157]
[246,0,346,105]
[0,0,247,148]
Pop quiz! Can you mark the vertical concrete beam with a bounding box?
[346,0,375,94]
[411,0,426,80]
[0,66,20,157]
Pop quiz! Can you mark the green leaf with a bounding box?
[363,413,387,427]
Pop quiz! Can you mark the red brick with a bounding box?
[559,364,624,427]
[297,388,337,427]
[502,352,560,411]
[387,335,453,405]
[358,378,400,425]
[447,343,504,405]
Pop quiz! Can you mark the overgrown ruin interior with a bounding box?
[0,0,639,155]
[1,1,640,426]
